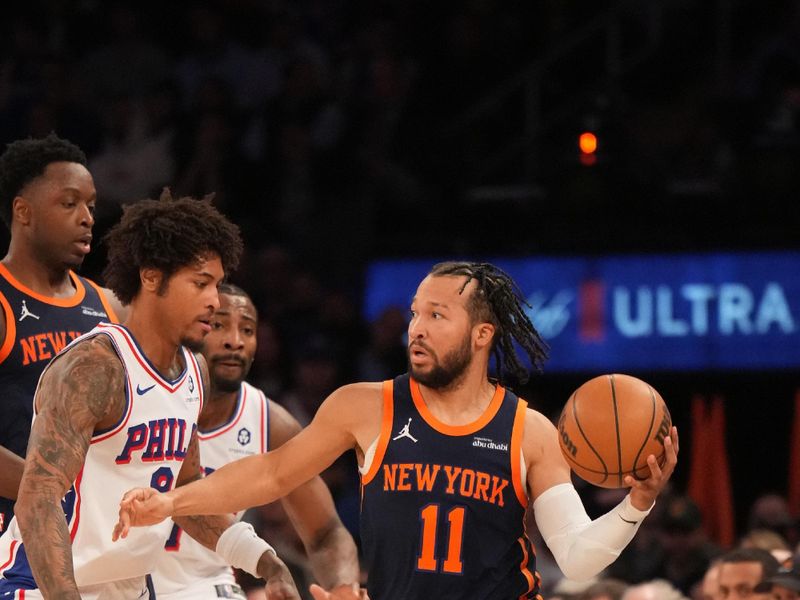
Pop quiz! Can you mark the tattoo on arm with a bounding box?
[173,428,234,551]
[173,513,233,552]
[16,336,125,599]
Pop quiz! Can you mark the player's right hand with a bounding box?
[112,487,174,541]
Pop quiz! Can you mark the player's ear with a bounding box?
[12,196,31,226]
[140,267,163,294]
[473,322,495,348]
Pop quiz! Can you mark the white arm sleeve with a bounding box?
[533,483,653,581]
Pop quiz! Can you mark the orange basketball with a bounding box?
[557,374,672,488]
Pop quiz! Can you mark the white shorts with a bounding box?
[6,575,153,600]
[156,580,247,600]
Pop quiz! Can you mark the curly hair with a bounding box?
[103,190,243,304]
[428,261,549,386]
[0,133,87,229]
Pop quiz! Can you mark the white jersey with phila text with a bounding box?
[0,322,204,598]
[152,381,269,599]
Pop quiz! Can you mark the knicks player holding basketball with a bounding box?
[0,194,301,599]
[0,134,127,533]
[116,261,679,600]
[152,283,363,600]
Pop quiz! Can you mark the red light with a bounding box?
[579,132,598,154]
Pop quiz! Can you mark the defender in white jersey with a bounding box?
[0,195,300,599]
[152,285,362,600]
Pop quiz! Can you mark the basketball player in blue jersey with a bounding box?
[152,283,364,600]
[116,261,680,600]
[0,133,127,533]
[0,194,301,600]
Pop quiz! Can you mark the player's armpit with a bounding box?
[16,335,125,599]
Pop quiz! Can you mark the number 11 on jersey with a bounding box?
[416,504,466,574]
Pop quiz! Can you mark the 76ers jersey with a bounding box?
[0,323,203,594]
[152,381,269,597]
[359,374,540,600]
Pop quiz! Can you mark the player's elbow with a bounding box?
[554,546,621,582]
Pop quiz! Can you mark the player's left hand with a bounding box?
[624,426,679,511]
[309,583,369,600]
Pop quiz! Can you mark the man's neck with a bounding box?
[123,307,184,380]
[199,387,240,431]
[2,247,74,296]
[416,367,497,425]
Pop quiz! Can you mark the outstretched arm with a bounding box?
[16,336,125,599]
[526,409,679,581]
[270,401,361,593]
[172,428,300,599]
[113,384,371,538]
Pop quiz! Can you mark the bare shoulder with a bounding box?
[37,334,125,425]
[314,382,384,452]
[522,405,572,500]
[320,382,384,419]
[523,406,559,437]
[520,406,562,471]
[42,334,121,381]
[329,381,384,403]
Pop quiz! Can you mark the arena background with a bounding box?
[1,0,799,579]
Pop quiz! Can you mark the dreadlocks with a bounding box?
[428,261,549,386]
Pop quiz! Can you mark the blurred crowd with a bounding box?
[2,1,799,262]
[2,1,800,598]
[533,487,800,600]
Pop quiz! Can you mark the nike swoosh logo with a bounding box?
[619,515,639,525]
[136,383,156,395]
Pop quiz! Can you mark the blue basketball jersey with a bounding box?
[0,263,118,532]
[359,374,541,600]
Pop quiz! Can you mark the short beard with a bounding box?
[409,334,472,390]
[180,336,205,353]
[212,374,242,393]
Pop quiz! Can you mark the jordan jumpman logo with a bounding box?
[19,300,40,321]
[392,418,418,443]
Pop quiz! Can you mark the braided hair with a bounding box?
[428,261,549,386]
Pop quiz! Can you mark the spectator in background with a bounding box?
[740,529,793,565]
[356,306,408,381]
[753,555,800,600]
[656,494,723,595]
[695,560,722,600]
[717,548,780,600]
[607,492,721,593]
[578,578,629,600]
[747,494,798,549]
[75,2,171,102]
[622,579,690,600]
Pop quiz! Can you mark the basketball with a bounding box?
[557,374,672,488]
